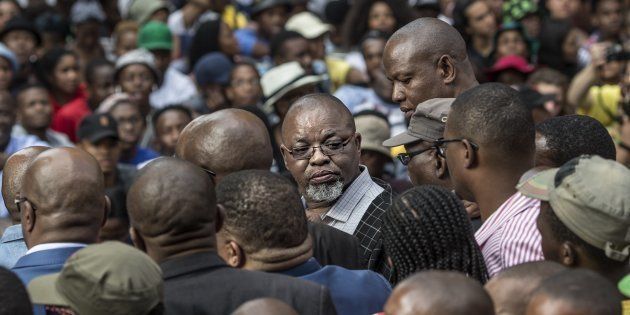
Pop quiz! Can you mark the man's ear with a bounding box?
[354,132,362,152]
[23,200,36,233]
[462,139,477,169]
[560,242,577,267]
[215,204,225,234]
[437,54,456,84]
[130,227,146,252]
[434,151,448,179]
[102,195,111,228]
[224,240,245,268]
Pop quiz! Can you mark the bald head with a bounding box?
[231,298,298,315]
[485,261,566,315]
[385,271,495,315]
[281,93,355,143]
[21,147,106,247]
[127,157,217,261]
[2,146,49,223]
[175,109,273,182]
[383,18,477,117]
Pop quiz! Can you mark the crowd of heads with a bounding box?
[0,0,627,314]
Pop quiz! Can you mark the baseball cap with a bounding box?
[518,155,630,262]
[261,61,325,113]
[138,21,172,51]
[77,113,119,143]
[0,16,42,46]
[285,12,332,39]
[355,114,391,158]
[383,98,453,147]
[27,242,163,315]
[193,52,234,86]
[115,48,161,83]
[128,0,170,25]
[70,0,106,25]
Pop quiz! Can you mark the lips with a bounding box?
[308,170,340,185]
[402,107,414,119]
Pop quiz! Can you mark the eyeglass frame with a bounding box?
[285,133,356,160]
[396,146,437,165]
[434,138,480,158]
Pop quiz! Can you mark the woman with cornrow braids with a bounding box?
[382,185,489,285]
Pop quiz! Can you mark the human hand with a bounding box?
[462,200,481,219]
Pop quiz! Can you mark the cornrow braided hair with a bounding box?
[382,185,489,285]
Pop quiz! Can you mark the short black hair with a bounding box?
[536,115,616,167]
[542,201,627,270]
[382,185,488,285]
[152,105,193,129]
[449,83,535,161]
[84,58,114,85]
[14,82,48,99]
[216,170,307,253]
[531,269,622,314]
[0,267,32,314]
[229,61,260,82]
[270,30,306,60]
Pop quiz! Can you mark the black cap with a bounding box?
[518,87,555,110]
[0,16,42,46]
[77,113,119,143]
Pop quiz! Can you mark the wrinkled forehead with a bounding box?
[283,110,353,145]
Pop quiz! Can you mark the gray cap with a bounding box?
[518,155,630,262]
[383,98,453,147]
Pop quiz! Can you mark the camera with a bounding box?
[606,44,630,62]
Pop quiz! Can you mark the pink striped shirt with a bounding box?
[475,191,544,278]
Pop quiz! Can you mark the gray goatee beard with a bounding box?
[306,179,344,203]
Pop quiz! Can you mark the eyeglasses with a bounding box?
[396,146,436,165]
[287,134,355,160]
[434,138,479,158]
[15,196,36,213]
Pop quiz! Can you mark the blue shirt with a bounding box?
[0,135,50,217]
[0,224,27,268]
[120,146,160,166]
[277,258,392,315]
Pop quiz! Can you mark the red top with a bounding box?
[50,84,91,143]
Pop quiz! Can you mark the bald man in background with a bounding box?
[175,108,274,183]
[11,148,109,285]
[383,18,478,119]
[0,146,49,268]
[232,298,298,315]
[384,271,495,315]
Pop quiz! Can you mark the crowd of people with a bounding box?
[0,0,628,314]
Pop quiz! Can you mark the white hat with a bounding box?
[114,48,160,83]
[261,62,325,113]
[285,12,332,39]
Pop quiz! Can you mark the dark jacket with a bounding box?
[161,251,338,315]
[308,222,365,270]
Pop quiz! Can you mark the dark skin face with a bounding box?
[256,6,288,39]
[362,38,387,75]
[78,137,121,175]
[0,93,16,149]
[360,150,390,179]
[276,37,313,74]
[17,87,52,132]
[115,31,137,57]
[155,110,192,156]
[20,148,108,248]
[201,83,229,112]
[51,54,80,96]
[3,30,37,64]
[75,21,101,49]
[465,1,497,38]
[110,103,144,152]
[595,0,622,38]
[309,35,326,61]
[536,201,565,263]
[383,38,454,120]
[281,101,362,206]
[226,64,262,108]
[0,57,13,90]
[87,65,115,107]
[118,64,155,109]
[150,49,171,75]
[404,140,450,187]
[219,22,239,57]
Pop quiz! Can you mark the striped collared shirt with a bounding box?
[320,167,385,235]
[475,191,544,278]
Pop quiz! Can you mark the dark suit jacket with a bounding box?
[161,251,338,315]
[308,222,365,270]
[12,246,84,285]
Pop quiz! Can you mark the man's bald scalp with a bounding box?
[231,298,298,315]
[127,157,217,238]
[387,271,494,315]
[282,93,355,142]
[22,148,105,221]
[2,146,49,222]
[390,18,468,61]
[175,109,273,177]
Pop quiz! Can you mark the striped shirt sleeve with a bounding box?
[499,200,544,270]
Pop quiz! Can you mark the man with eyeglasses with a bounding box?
[281,93,393,279]
[11,147,109,286]
[440,83,543,278]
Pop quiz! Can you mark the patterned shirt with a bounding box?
[475,191,544,278]
[320,167,384,235]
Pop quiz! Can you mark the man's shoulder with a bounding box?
[316,265,390,289]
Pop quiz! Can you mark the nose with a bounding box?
[392,82,405,103]
[309,147,331,166]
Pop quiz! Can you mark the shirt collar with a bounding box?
[26,242,87,255]
[324,166,374,223]
[275,257,321,277]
